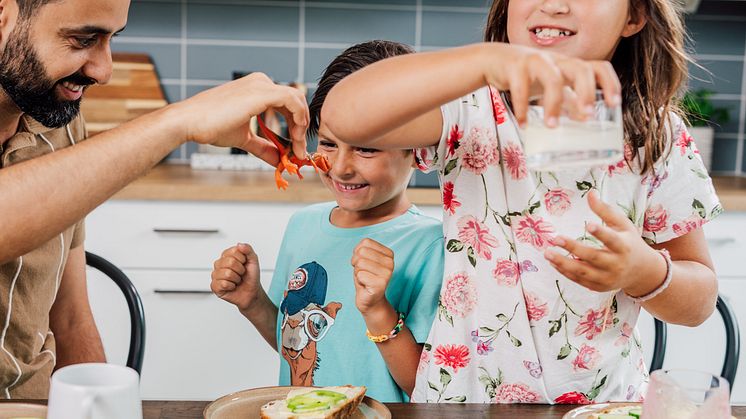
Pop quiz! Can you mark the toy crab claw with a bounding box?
[257,116,331,190]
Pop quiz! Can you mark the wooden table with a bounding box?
[141,400,746,418]
[4,400,746,418]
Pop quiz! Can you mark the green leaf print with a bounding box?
[445,395,467,402]
[480,326,496,334]
[424,343,432,351]
[586,374,608,401]
[621,347,630,358]
[576,181,593,192]
[710,204,723,219]
[444,158,458,176]
[467,247,477,267]
[507,331,522,347]
[438,300,454,327]
[428,381,439,392]
[447,239,465,252]
[557,343,572,360]
[693,199,706,219]
[691,168,709,180]
[528,200,541,215]
[440,368,452,387]
[496,313,508,322]
[549,318,562,338]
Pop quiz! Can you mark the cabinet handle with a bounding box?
[152,228,220,235]
[153,289,213,295]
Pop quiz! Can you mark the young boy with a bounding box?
[210,40,444,403]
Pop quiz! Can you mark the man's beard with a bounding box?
[0,24,95,128]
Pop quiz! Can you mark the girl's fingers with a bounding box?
[545,253,606,291]
[529,55,564,127]
[508,67,531,126]
[587,190,632,230]
[549,236,615,269]
[560,61,596,118]
[593,61,622,107]
[584,223,628,254]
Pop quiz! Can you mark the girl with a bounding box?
[318,0,720,404]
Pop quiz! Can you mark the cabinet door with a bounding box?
[90,269,279,400]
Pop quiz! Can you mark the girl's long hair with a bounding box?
[484,0,690,174]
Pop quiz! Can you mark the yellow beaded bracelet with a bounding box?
[366,312,405,343]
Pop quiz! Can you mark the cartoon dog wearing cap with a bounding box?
[279,261,341,386]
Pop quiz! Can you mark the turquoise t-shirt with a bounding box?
[268,202,444,402]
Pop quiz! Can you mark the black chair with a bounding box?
[650,294,740,387]
[86,251,146,375]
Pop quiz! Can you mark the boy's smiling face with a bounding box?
[316,122,414,225]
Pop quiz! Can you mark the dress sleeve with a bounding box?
[641,114,723,244]
[398,236,444,343]
[413,95,466,174]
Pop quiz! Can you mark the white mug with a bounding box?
[47,363,142,419]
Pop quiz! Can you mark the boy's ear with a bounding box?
[621,2,647,38]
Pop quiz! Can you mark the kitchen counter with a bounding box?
[113,164,746,211]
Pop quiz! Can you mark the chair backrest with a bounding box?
[650,294,740,387]
[85,251,146,374]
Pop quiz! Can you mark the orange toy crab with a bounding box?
[257,116,331,190]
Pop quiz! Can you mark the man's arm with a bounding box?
[0,73,309,264]
[49,245,106,369]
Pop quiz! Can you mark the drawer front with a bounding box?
[703,213,746,278]
[86,200,304,270]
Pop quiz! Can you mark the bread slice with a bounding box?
[260,385,366,419]
[588,405,641,418]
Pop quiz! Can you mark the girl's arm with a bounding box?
[322,43,621,150]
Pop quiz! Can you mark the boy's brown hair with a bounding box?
[484,0,691,174]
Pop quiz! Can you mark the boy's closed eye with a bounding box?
[318,139,380,156]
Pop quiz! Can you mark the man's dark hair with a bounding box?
[309,40,415,137]
[16,0,60,19]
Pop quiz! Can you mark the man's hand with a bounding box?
[176,72,309,165]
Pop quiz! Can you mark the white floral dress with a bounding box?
[411,86,722,404]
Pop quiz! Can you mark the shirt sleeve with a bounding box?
[398,236,444,343]
[642,114,723,244]
[71,219,86,249]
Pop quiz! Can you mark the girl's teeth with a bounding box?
[534,28,571,38]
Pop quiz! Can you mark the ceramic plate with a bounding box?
[203,386,391,419]
[0,402,46,419]
[562,402,641,419]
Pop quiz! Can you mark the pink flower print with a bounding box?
[575,306,615,340]
[616,322,633,346]
[607,144,634,176]
[442,181,461,215]
[544,188,574,216]
[502,142,528,180]
[675,129,695,156]
[433,344,471,372]
[447,125,463,157]
[418,349,430,373]
[643,204,668,233]
[442,272,477,318]
[477,340,494,355]
[524,291,549,322]
[489,86,507,124]
[514,215,555,249]
[642,170,669,198]
[494,383,541,403]
[672,214,705,237]
[572,344,601,371]
[492,259,520,286]
[459,125,499,175]
[457,215,499,260]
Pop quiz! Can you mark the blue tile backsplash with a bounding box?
[114,0,746,177]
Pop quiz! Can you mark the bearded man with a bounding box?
[0,0,309,399]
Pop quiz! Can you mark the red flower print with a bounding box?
[418,349,430,373]
[447,125,463,157]
[572,344,601,371]
[544,188,573,216]
[615,322,633,346]
[442,272,477,318]
[415,148,431,171]
[492,259,520,287]
[672,214,705,237]
[442,181,461,215]
[433,344,471,372]
[554,391,592,404]
[524,291,548,322]
[675,130,695,156]
[643,204,668,233]
[459,125,499,175]
[489,86,507,125]
[514,215,555,249]
[457,215,499,260]
[502,142,528,180]
[494,383,541,403]
[574,307,615,340]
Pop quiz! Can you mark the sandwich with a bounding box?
[260,385,366,419]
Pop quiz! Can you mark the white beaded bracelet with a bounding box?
[627,249,672,304]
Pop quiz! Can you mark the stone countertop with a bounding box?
[113,164,746,211]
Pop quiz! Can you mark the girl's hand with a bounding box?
[482,43,621,127]
[211,243,263,312]
[544,190,667,296]
[351,238,395,315]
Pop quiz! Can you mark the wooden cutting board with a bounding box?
[81,52,168,136]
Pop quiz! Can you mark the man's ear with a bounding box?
[621,1,648,38]
[0,0,20,47]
